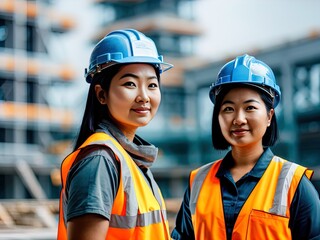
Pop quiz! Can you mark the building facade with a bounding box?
[0,0,319,237]
[0,0,76,200]
[1,0,319,202]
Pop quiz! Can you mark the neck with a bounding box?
[116,125,136,142]
[231,144,264,167]
[229,144,264,182]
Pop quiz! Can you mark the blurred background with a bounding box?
[0,0,319,239]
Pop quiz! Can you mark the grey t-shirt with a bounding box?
[65,145,120,221]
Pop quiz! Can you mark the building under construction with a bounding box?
[0,0,319,239]
[0,0,75,238]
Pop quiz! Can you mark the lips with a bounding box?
[132,107,150,114]
[231,128,249,136]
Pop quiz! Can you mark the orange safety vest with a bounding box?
[57,132,170,240]
[189,156,313,240]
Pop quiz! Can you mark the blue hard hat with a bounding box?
[209,54,281,107]
[85,29,173,83]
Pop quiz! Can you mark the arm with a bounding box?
[171,183,195,240]
[290,175,320,240]
[68,214,109,240]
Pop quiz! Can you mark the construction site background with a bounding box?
[1,1,320,239]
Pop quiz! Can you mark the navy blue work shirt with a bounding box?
[171,148,320,240]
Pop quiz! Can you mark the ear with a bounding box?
[95,84,108,105]
[267,108,274,126]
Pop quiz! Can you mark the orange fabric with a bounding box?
[57,132,169,240]
[191,157,311,240]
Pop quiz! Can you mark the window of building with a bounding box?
[26,78,37,103]
[0,127,14,143]
[26,128,36,144]
[0,77,14,101]
[26,23,36,52]
[0,16,13,49]
[197,87,213,134]
[0,127,5,142]
[294,61,320,110]
[0,21,7,48]
[178,1,196,19]
[160,87,185,124]
[180,36,193,55]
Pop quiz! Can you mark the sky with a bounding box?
[194,0,320,60]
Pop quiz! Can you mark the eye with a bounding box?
[246,105,257,111]
[149,82,159,88]
[221,106,234,112]
[123,81,136,87]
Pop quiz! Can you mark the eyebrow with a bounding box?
[119,73,157,80]
[222,99,261,105]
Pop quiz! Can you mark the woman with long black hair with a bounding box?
[57,29,173,240]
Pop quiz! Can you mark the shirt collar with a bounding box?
[216,148,274,179]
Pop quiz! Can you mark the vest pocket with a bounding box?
[246,209,291,240]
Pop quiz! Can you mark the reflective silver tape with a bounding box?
[189,162,214,214]
[272,156,285,163]
[146,169,164,208]
[269,159,298,216]
[109,209,165,228]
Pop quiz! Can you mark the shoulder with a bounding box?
[191,160,221,179]
[189,160,221,192]
[193,160,220,173]
[65,145,121,221]
[75,145,119,169]
[294,175,319,203]
[290,174,320,219]
[77,144,116,160]
[67,145,120,184]
[290,175,320,238]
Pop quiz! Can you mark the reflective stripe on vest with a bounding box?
[189,161,214,215]
[269,157,299,216]
[189,156,313,240]
[57,132,170,240]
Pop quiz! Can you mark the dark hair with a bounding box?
[211,85,279,150]
[74,64,161,150]
[73,65,122,150]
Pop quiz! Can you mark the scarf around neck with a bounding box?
[98,120,158,168]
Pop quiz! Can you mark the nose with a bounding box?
[233,110,247,125]
[136,87,150,103]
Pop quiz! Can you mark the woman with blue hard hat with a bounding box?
[171,54,320,240]
[57,29,173,240]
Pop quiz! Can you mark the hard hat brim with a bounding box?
[85,57,173,83]
[113,56,173,73]
[210,82,281,108]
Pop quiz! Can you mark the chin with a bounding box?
[138,122,150,127]
[136,118,153,126]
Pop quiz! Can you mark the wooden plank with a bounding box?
[0,204,14,227]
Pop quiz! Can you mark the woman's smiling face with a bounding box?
[105,64,161,135]
[218,87,273,149]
